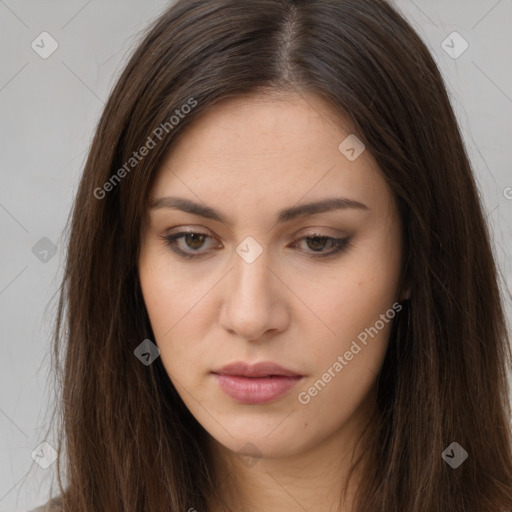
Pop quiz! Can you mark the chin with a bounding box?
[207,422,312,461]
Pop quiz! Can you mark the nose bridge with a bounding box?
[220,246,287,340]
[233,249,271,301]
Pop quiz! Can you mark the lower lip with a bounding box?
[212,373,302,404]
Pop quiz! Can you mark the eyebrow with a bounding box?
[148,196,369,225]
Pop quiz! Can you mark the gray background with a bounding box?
[0,1,511,510]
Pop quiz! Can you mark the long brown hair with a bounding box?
[43,0,512,510]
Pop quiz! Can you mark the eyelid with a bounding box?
[163,225,348,240]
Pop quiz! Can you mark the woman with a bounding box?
[31,0,512,510]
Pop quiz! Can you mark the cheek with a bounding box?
[295,335,387,445]
[324,229,402,324]
[138,252,218,379]
[138,261,173,338]
[294,279,398,439]
[303,262,401,348]
[296,230,401,381]
[138,249,208,338]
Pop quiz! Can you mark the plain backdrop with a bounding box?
[0,1,511,510]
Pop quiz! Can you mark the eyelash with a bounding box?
[159,230,351,260]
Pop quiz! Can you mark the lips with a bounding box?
[213,361,302,378]
[211,361,303,404]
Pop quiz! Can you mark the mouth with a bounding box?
[211,361,304,404]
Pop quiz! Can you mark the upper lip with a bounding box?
[212,361,302,378]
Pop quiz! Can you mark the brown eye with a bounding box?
[305,236,329,252]
[291,233,352,259]
[159,231,220,260]
[183,233,207,250]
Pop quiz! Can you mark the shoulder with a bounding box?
[27,495,62,512]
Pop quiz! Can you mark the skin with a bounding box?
[138,91,407,512]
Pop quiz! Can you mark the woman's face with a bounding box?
[138,92,405,460]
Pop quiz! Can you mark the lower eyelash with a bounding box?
[159,233,351,260]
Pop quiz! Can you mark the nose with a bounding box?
[219,251,290,342]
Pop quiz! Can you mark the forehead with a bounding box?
[149,92,395,224]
